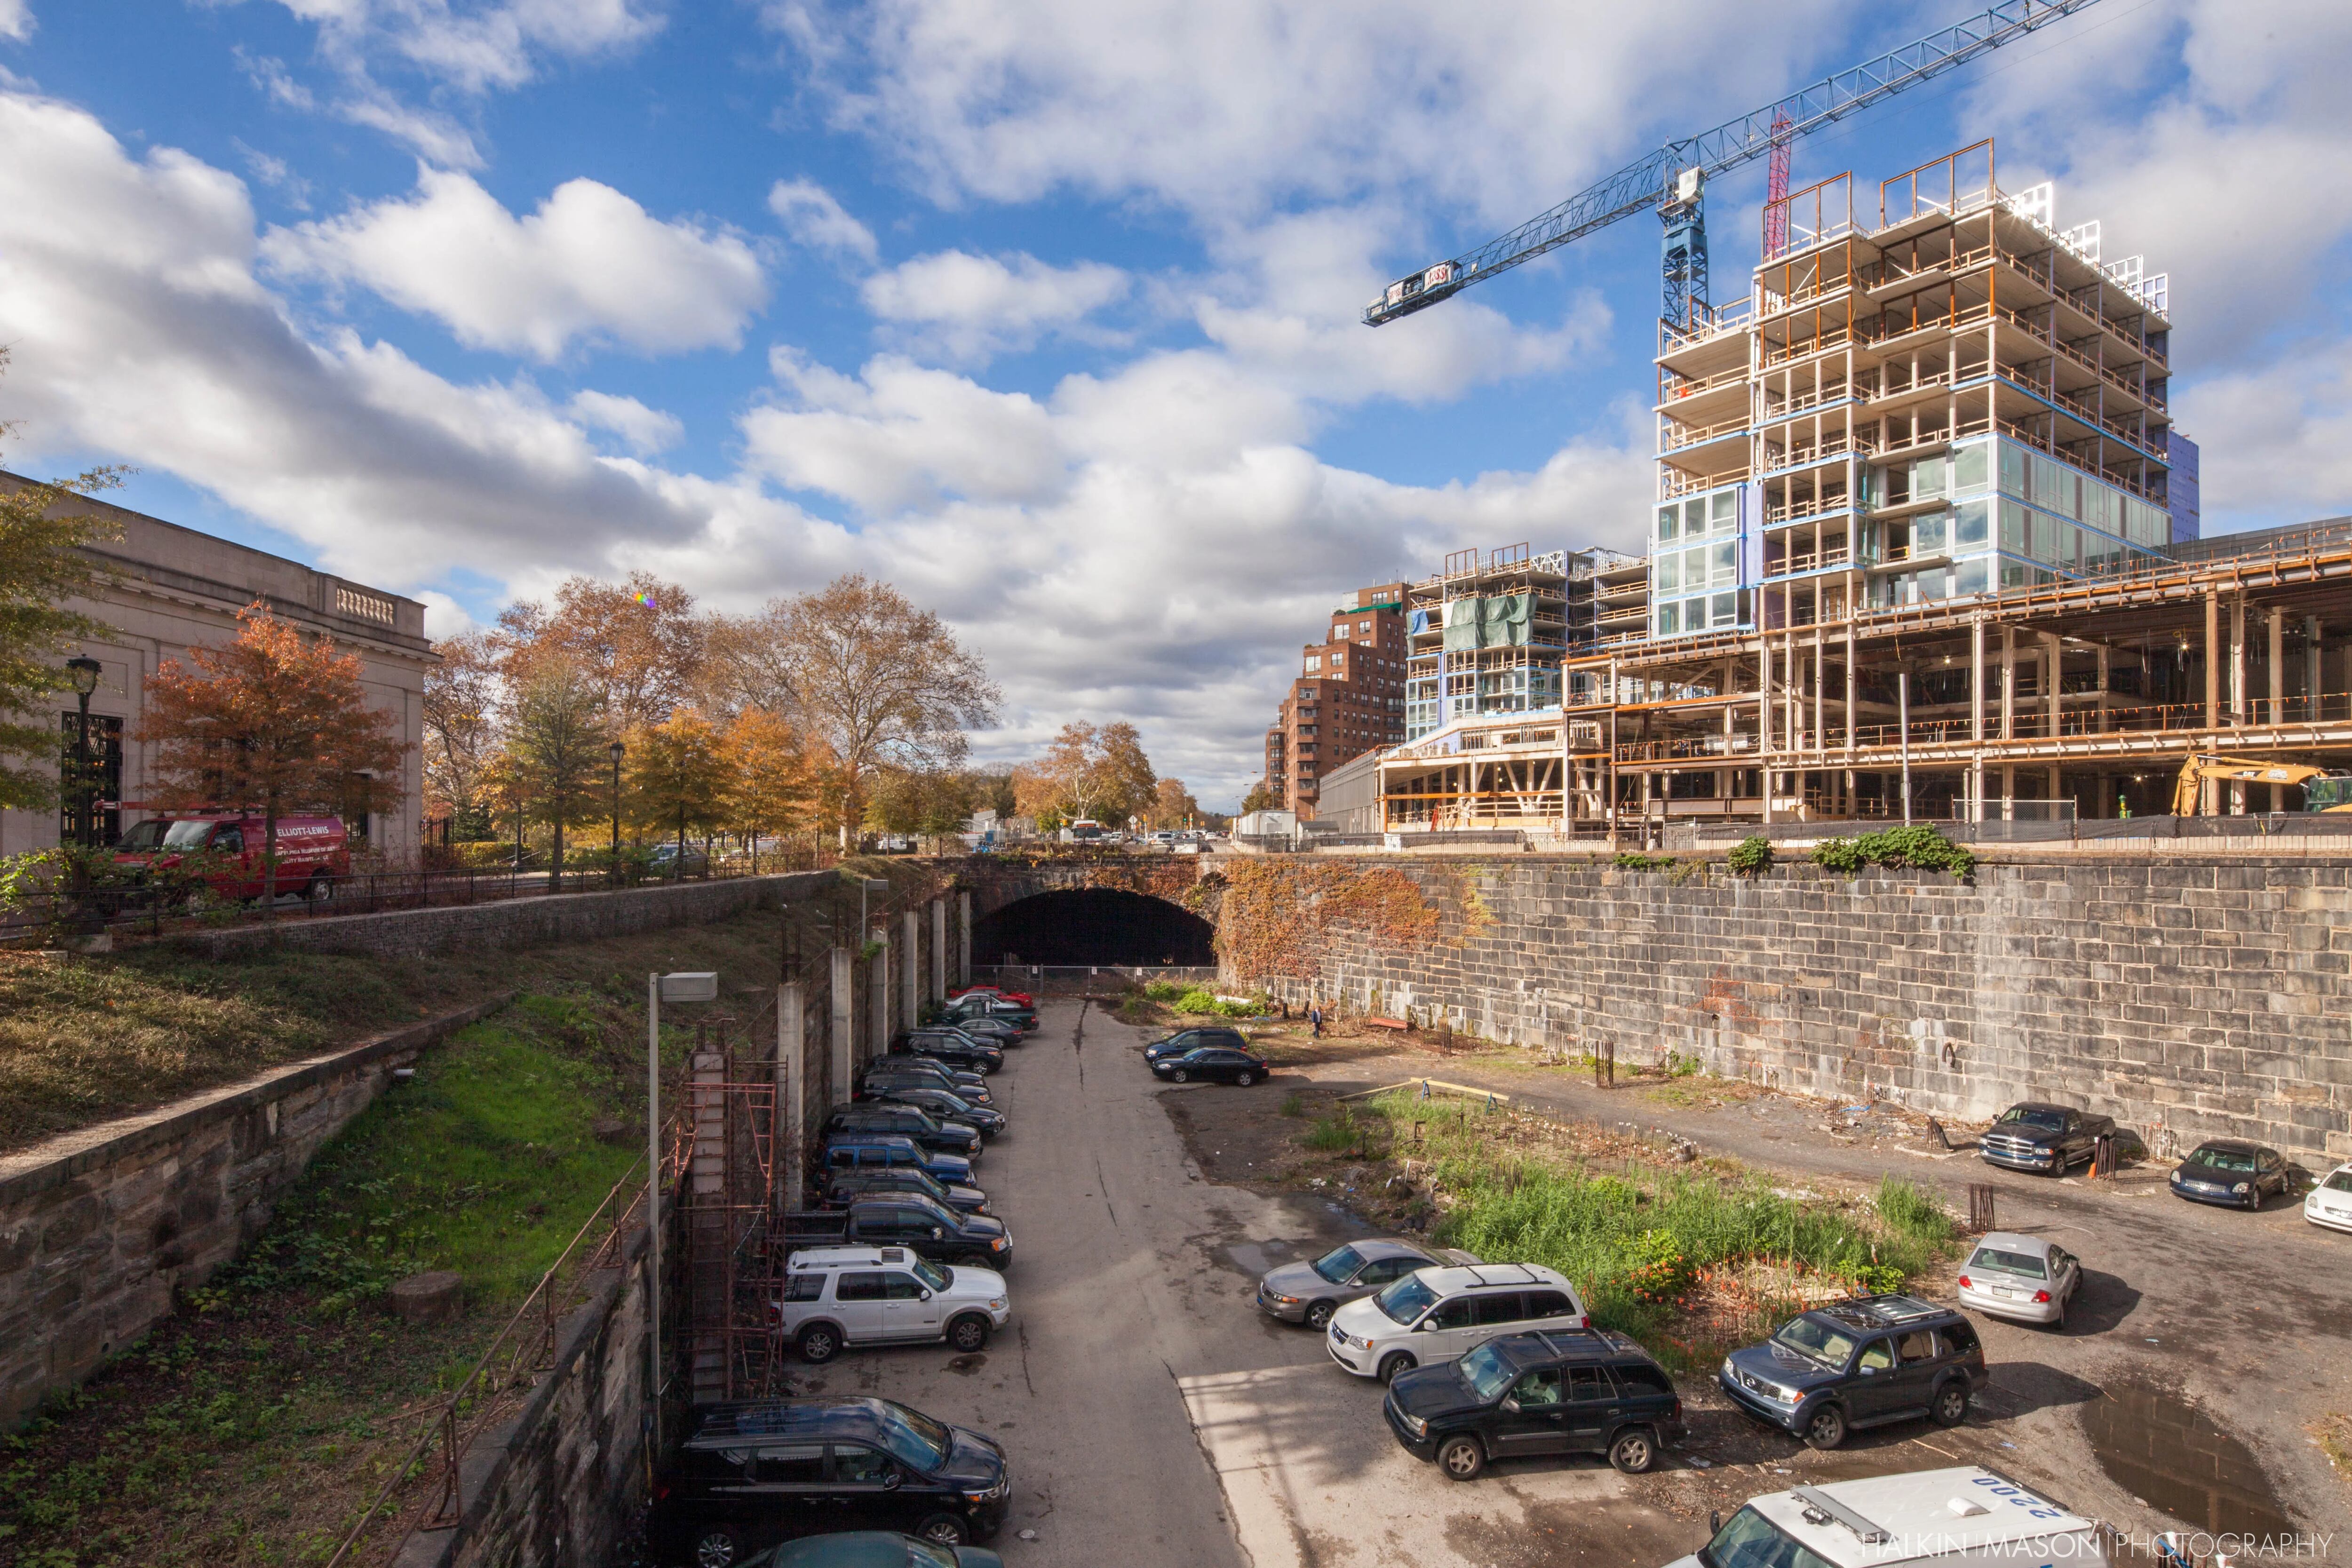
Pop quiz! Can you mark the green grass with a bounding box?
[1347,1091,1957,1359]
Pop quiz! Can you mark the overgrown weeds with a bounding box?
[1811,824,1976,879]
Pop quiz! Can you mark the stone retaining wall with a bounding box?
[181,870,838,962]
[0,995,512,1429]
[1238,857,2352,1162]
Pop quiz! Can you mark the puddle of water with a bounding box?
[2079,1384,2298,1539]
[946,1354,987,1375]
[1220,1241,1291,1278]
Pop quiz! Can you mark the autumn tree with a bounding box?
[138,603,408,909]
[864,766,978,849]
[1015,721,1158,828]
[495,571,703,732]
[421,629,501,836]
[725,708,832,869]
[741,575,999,846]
[504,661,611,876]
[1147,776,1202,829]
[627,707,737,872]
[1239,780,1276,815]
[0,352,127,812]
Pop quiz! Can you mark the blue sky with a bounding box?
[2,0,2347,806]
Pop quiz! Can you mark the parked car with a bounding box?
[1144,1026,1252,1065]
[871,1085,1005,1138]
[940,995,1037,1035]
[891,1031,1003,1075]
[2307,1162,2352,1234]
[1661,1467,2105,1568]
[1384,1328,1685,1480]
[950,984,1033,1007]
[773,1246,1009,1362]
[818,1133,975,1189]
[1955,1232,2081,1328]
[1255,1238,1480,1330]
[823,1168,990,1217]
[648,841,710,877]
[114,812,349,902]
[2169,1139,2292,1210]
[648,1397,1009,1561]
[1718,1294,1986,1451]
[1151,1044,1268,1085]
[1977,1103,2115,1176]
[739,1533,1004,1568]
[1328,1263,1590,1384]
[779,1197,1010,1269]
[859,1070,993,1111]
[859,1059,990,1102]
[825,1104,983,1162]
[935,1014,1023,1046]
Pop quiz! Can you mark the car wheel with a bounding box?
[1437,1434,1486,1481]
[947,1314,991,1353]
[796,1323,840,1364]
[914,1512,969,1546]
[1377,1353,1416,1385]
[1930,1380,1970,1428]
[304,872,335,904]
[1608,1427,1657,1475]
[693,1528,742,1568]
[1170,1068,1190,1084]
[1304,1301,1336,1331]
[1803,1403,1847,1450]
[1235,1071,1255,1087]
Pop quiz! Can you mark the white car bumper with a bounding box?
[1326,1324,1376,1377]
[2306,1199,2352,1234]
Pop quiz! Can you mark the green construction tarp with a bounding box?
[1442,596,1481,652]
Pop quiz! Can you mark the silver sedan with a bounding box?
[1255,1238,1478,1330]
[1956,1231,2081,1328]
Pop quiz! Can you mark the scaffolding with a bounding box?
[1405,544,1573,741]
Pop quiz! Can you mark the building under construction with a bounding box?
[1375,142,2352,835]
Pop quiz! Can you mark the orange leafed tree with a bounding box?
[137,602,408,898]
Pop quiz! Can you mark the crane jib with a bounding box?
[1362,0,2107,327]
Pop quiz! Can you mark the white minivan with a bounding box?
[1662,1466,2108,1568]
[775,1245,1011,1363]
[1327,1262,1588,1383]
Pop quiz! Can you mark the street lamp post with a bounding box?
[608,740,626,883]
[65,657,102,850]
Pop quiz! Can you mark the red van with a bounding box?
[114,813,350,902]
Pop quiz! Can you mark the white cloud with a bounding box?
[569,389,684,455]
[0,0,32,43]
[263,168,767,359]
[860,249,1128,363]
[271,0,665,96]
[415,589,480,640]
[767,177,878,262]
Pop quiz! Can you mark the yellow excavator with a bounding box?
[2171,754,2352,815]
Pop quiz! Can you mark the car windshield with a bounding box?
[1311,1244,1367,1284]
[119,819,219,850]
[908,1196,956,1225]
[1456,1342,1516,1402]
[876,1402,950,1471]
[1771,1317,1856,1368]
[906,1543,958,1568]
[912,1257,950,1292]
[1372,1274,1438,1326]
[1967,1246,2048,1279]
[1997,1107,2068,1132]
[1699,1505,1836,1568]
[2327,1171,2352,1194]
[2188,1146,2257,1172]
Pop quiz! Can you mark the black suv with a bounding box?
[1384,1329,1685,1480]
[891,1031,1003,1075]
[1144,1026,1249,1065]
[1719,1294,1986,1450]
[1979,1102,2115,1176]
[858,1062,990,1104]
[650,1397,1009,1562]
[824,1104,983,1161]
[822,1167,990,1216]
[872,1084,1006,1138]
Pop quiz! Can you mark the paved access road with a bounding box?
[796,1001,2098,1568]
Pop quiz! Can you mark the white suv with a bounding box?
[1327,1262,1588,1383]
[774,1245,1011,1364]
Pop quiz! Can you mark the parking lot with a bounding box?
[757,995,2351,1566]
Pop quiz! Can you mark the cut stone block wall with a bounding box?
[1237,857,2352,1162]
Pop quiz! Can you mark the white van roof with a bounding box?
[1748,1467,2097,1566]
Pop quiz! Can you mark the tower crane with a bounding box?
[1363,0,2108,331]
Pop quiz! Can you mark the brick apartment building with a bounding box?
[1260,581,1407,816]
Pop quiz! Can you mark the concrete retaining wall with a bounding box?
[181,871,838,962]
[0,995,511,1429]
[1241,857,2352,1162]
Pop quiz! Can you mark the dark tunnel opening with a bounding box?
[971,888,1216,966]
